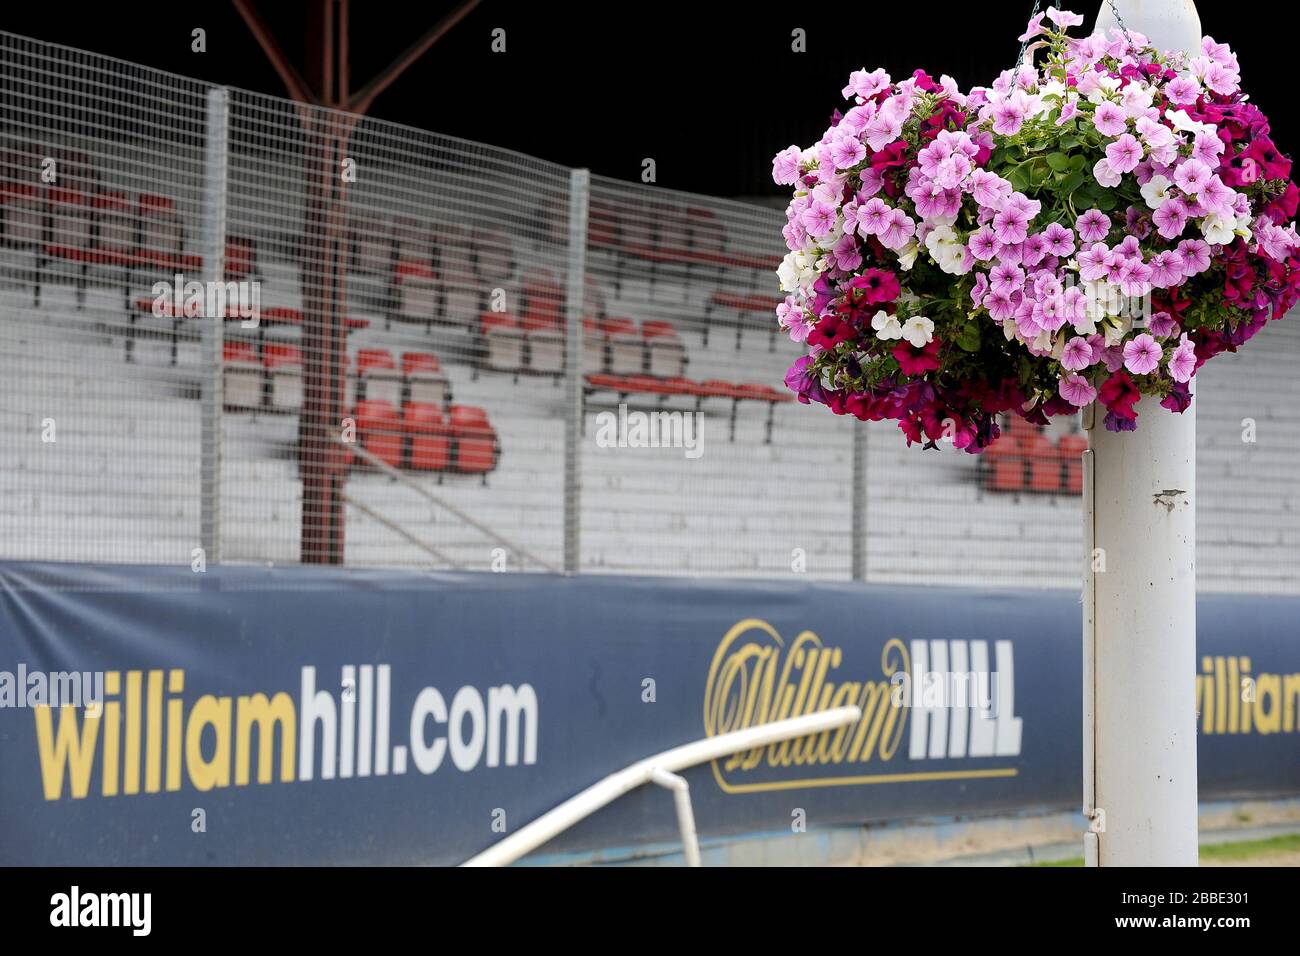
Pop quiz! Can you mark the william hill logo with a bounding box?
[703,619,1021,793]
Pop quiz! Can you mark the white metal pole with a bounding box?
[199,87,229,564]
[563,169,590,574]
[650,767,702,867]
[1087,0,1202,868]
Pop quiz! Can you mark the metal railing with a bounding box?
[462,706,863,867]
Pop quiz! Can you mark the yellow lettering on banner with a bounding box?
[102,671,120,797]
[186,695,232,791]
[235,692,297,785]
[34,705,101,800]
[704,621,983,793]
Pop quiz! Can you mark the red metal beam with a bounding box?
[348,0,481,115]
[231,0,317,104]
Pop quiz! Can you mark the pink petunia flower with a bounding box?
[1061,336,1096,371]
[1173,158,1212,195]
[1059,374,1099,407]
[992,204,1030,245]
[1123,333,1162,375]
[1076,209,1111,244]
[1105,134,1144,174]
[1041,222,1076,258]
[1152,197,1189,240]
[1092,101,1129,137]
[772,146,802,186]
[1168,334,1197,383]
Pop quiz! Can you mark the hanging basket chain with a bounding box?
[1017,0,1138,70]
[1104,0,1137,50]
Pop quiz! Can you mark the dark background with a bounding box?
[0,1,1288,197]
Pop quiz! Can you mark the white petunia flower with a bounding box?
[901,315,935,347]
[871,310,903,341]
[1200,213,1235,245]
[1140,174,1172,209]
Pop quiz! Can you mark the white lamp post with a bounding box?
[1083,0,1202,867]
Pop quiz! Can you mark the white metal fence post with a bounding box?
[563,168,591,573]
[1087,0,1202,868]
[199,86,229,564]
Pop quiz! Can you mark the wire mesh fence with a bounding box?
[2,30,1299,594]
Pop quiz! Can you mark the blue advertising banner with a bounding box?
[1,561,1297,865]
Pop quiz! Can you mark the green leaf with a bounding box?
[1059,170,1086,195]
[957,322,981,352]
[1059,135,1081,150]
[1094,190,1118,211]
[1046,152,1070,172]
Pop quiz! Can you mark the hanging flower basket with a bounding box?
[774,7,1300,449]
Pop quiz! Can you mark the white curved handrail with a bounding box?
[461,706,863,867]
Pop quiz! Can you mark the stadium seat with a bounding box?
[601,317,643,375]
[587,199,621,250]
[136,193,187,271]
[404,402,451,472]
[705,291,784,349]
[521,271,565,375]
[264,344,303,410]
[38,188,92,307]
[582,318,606,373]
[643,320,686,378]
[436,226,481,326]
[223,340,263,410]
[983,434,1025,492]
[355,348,402,405]
[353,399,404,469]
[392,215,433,269]
[0,183,43,249]
[472,227,514,288]
[480,311,525,374]
[224,236,257,281]
[450,405,499,478]
[393,261,439,327]
[1058,434,1088,494]
[402,351,451,409]
[1024,430,1063,493]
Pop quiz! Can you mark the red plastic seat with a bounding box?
[264,344,303,410]
[585,373,627,392]
[224,340,258,365]
[450,405,498,474]
[263,343,302,368]
[224,236,256,281]
[692,379,742,399]
[641,320,678,340]
[983,434,1025,492]
[223,340,263,409]
[404,402,451,471]
[1057,434,1088,493]
[521,271,564,331]
[1023,431,1062,492]
[354,400,403,468]
[356,348,397,375]
[401,351,441,376]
